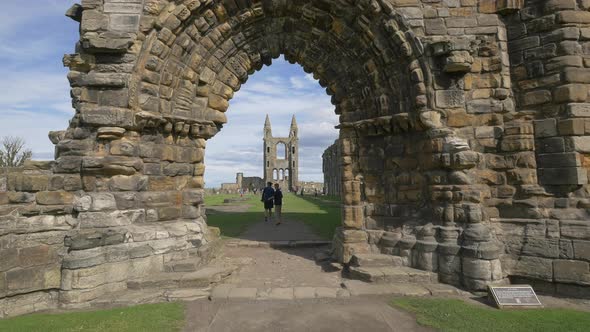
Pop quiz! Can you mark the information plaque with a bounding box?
[488,285,542,309]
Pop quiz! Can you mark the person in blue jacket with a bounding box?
[273,183,283,225]
[261,182,275,222]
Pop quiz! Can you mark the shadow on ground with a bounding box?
[204,193,342,273]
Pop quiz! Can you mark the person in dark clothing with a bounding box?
[273,183,283,225]
[261,182,275,222]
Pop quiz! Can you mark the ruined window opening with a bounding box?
[276,142,286,159]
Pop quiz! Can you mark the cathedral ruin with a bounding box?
[263,115,299,191]
[1,0,590,317]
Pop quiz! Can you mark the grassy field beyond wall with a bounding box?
[205,193,341,239]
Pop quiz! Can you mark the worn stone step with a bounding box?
[164,288,210,302]
[349,254,403,268]
[209,285,351,301]
[347,266,437,284]
[342,280,467,297]
[127,265,236,290]
[164,257,202,272]
[342,280,430,297]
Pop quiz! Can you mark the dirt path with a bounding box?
[183,297,434,332]
[220,246,340,289]
[238,217,325,242]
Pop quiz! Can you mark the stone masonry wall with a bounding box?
[489,0,590,297]
[323,140,342,196]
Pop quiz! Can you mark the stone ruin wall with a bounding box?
[0,168,7,192]
[0,0,590,318]
[323,140,343,196]
[345,0,590,296]
[242,177,265,191]
[298,181,325,194]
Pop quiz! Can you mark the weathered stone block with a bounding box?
[18,245,59,268]
[109,175,149,191]
[522,238,560,258]
[78,209,144,228]
[462,257,491,280]
[558,119,585,135]
[553,260,590,283]
[6,265,61,294]
[508,256,554,281]
[435,90,465,108]
[342,205,364,229]
[537,153,581,168]
[561,220,590,239]
[79,106,134,128]
[573,240,590,261]
[558,11,590,24]
[566,136,590,153]
[554,84,589,103]
[36,191,74,206]
[538,167,587,185]
[534,119,557,138]
[567,103,590,117]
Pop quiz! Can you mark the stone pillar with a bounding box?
[333,127,370,263]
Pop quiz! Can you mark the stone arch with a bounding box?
[128,0,439,135]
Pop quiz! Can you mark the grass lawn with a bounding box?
[0,303,184,332]
[204,193,341,239]
[204,194,265,237]
[286,194,341,240]
[391,298,590,332]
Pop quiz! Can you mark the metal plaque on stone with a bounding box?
[488,285,542,309]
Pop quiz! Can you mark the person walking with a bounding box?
[273,183,283,226]
[261,182,275,222]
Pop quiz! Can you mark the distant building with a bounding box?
[263,114,299,191]
[218,115,334,194]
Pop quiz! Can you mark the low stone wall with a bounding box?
[0,161,215,317]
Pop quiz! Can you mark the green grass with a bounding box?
[204,193,341,239]
[391,298,590,332]
[286,194,341,240]
[0,303,184,332]
[205,194,265,237]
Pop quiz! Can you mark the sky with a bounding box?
[0,1,339,187]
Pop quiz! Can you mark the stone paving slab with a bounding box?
[294,287,316,299]
[165,289,210,302]
[343,280,432,297]
[210,286,352,301]
[269,287,295,300]
[225,239,332,248]
[228,287,258,300]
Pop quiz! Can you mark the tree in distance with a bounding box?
[0,136,32,167]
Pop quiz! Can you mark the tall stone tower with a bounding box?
[263,115,299,191]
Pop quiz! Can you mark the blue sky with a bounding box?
[0,1,339,187]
